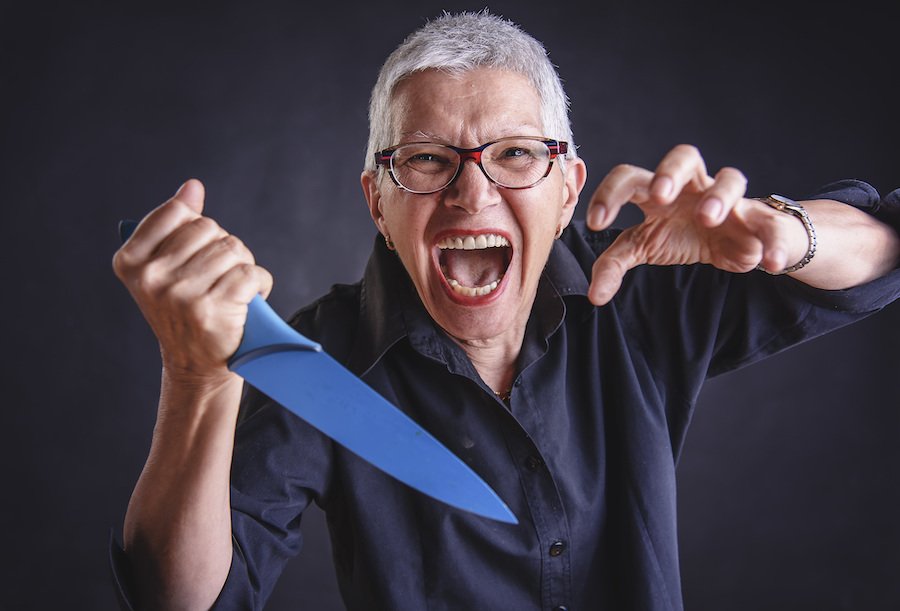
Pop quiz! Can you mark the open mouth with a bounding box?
[436,232,512,298]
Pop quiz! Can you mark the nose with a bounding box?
[442,157,502,214]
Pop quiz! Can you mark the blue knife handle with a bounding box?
[228,294,322,366]
[118,219,322,367]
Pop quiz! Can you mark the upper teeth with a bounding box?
[437,234,510,250]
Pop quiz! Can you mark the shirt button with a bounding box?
[553,606,569,611]
[524,455,543,471]
[549,540,566,557]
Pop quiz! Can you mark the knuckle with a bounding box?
[662,144,704,177]
[674,143,700,159]
[111,248,133,277]
[240,263,265,285]
[735,258,759,273]
[220,234,252,261]
[136,260,168,294]
[165,197,197,220]
[611,163,637,177]
[160,274,189,301]
[169,197,196,214]
[191,216,221,236]
[221,234,242,250]
[166,282,202,318]
[220,263,257,291]
[232,262,255,278]
[716,166,748,186]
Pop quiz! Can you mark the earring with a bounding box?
[384,234,395,251]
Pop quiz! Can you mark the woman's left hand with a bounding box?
[585,144,809,305]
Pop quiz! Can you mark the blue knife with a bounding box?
[119,220,517,524]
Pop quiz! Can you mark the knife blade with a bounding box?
[118,219,517,524]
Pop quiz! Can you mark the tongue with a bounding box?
[442,248,507,287]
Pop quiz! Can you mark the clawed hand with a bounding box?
[585,144,808,305]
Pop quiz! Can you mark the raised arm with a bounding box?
[585,145,900,305]
[112,179,273,609]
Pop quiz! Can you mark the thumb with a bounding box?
[588,228,643,306]
[173,178,205,214]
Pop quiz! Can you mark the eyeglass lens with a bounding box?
[389,138,553,193]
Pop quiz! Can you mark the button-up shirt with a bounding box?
[112,180,900,611]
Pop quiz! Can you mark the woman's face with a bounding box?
[362,68,586,345]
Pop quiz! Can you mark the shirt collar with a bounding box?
[346,229,591,376]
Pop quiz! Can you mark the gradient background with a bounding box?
[2,1,898,609]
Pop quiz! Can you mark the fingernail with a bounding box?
[652,176,673,199]
[700,197,723,222]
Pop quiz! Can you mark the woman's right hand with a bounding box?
[112,179,273,386]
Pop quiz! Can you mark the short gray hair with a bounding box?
[364,10,576,172]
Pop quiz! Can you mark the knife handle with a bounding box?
[118,219,322,369]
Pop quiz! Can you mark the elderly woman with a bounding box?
[113,11,900,611]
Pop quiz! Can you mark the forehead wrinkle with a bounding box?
[398,123,544,146]
[399,130,442,141]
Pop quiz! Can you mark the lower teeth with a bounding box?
[447,277,501,297]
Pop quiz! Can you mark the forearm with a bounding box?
[123,370,244,610]
[787,199,900,289]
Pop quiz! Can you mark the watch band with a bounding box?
[754,194,817,274]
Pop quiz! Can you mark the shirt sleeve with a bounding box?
[108,530,136,611]
[107,386,335,611]
[807,178,900,229]
[607,180,900,453]
[214,386,336,609]
[613,180,900,384]
[709,180,900,373]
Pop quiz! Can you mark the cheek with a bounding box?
[384,208,434,275]
[518,197,563,243]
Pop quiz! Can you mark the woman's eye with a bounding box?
[404,151,453,166]
[411,153,440,162]
[502,148,527,158]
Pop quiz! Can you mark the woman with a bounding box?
[112,12,900,611]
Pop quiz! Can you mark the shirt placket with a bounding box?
[504,378,573,611]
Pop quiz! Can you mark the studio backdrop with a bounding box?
[2,1,898,609]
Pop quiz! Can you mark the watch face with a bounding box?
[770,193,798,208]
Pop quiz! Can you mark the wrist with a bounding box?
[159,353,239,390]
[754,194,817,274]
[158,366,243,422]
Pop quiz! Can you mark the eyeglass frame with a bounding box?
[374,136,569,195]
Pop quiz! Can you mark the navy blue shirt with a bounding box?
[113,181,900,610]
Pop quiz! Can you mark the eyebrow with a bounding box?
[397,125,542,144]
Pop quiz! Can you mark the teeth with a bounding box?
[437,234,510,250]
[446,277,502,297]
[437,233,509,298]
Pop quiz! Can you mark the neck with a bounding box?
[451,326,524,397]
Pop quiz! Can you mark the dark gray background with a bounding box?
[2,1,898,609]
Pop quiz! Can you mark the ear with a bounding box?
[361,170,388,236]
[558,157,587,230]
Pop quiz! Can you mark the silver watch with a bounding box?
[754,194,817,274]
